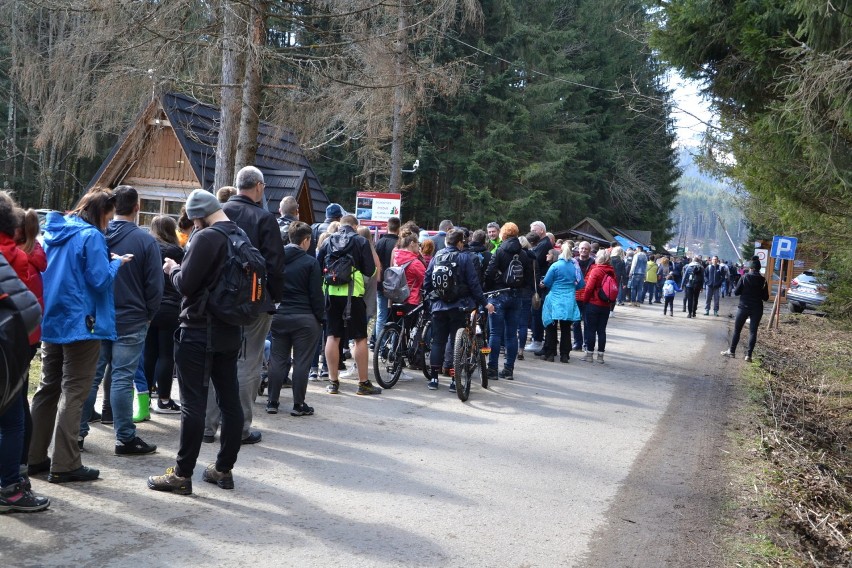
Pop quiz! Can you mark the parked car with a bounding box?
[787,270,829,313]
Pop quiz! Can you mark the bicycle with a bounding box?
[373,300,432,389]
[453,289,508,402]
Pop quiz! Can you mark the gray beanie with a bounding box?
[186,189,221,220]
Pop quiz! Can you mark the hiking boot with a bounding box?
[720,350,736,358]
[582,351,594,362]
[704,310,709,316]
[448,380,457,393]
[544,354,555,362]
[27,459,50,476]
[0,482,50,514]
[714,311,719,316]
[427,379,439,390]
[291,403,314,416]
[132,392,151,423]
[115,436,157,456]
[241,431,262,444]
[153,399,181,414]
[357,381,382,395]
[560,354,570,364]
[326,381,340,394]
[89,410,102,423]
[48,465,99,484]
[596,352,605,364]
[202,464,234,490]
[498,368,514,380]
[257,377,268,396]
[266,400,279,414]
[487,367,498,381]
[101,406,113,425]
[147,467,192,495]
[744,355,753,363]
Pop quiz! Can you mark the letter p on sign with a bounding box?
[771,236,798,260]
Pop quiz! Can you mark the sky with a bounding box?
[667,72,715,147]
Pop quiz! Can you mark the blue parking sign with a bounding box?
[771,236,798,260]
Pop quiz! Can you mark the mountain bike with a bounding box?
[453,289,508,401]
[373,300,432,389]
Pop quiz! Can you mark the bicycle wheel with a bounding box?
[420,320,432,380]
[476,336,488,388]
[453,328,472,401]
[374,324,404,389]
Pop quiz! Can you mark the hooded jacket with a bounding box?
[276,243,324,324]
[106,219,164,334]
[157,241,184,311]
[392,247,426,306]
[541,258,582,326]
[582,262,617,308]
[484,236,533,292]
[0,234,46,344]
[424,245,487,312]
[41,212,122,343]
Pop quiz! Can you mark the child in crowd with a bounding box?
[662,273,680,316]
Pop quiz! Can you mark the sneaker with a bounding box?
[326,381,340,394]
[147,466,192,495]
[340,364,358,379]
[573,344,583,352]
[309,368,320,381]
[704,310,710,316]
[487,367,498,381]
[427,379,439,390]
[48,465,99,484]
[356,381,382,396]
[744,355,753,363]
[596,352,605,364]
[101,407,113,425]
[582,351,594,362]
[115,436,157,456]
[202,464,234,490]
[89,410,102,423]
[27,459,50,476]
[153,399,181,414]
[241,431,262,444]
[448,380,456,393]
[291,403,314,416]
[202,434,215,444]
[516,351,524,361]
[720,350,736,358]
[498,368,514,380]
[319,369,330,380]
[0,482,50,513]
[524,341,543,352]
[714,311,719,316]
[266,400,279,414]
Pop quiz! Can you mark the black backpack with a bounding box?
[0,258,41,416]
[323,231,356,286]
[430,249,466,302]
[503,254,526,288]
[206,225,268,326]
[278,217,292,245]
[685,264,703,288]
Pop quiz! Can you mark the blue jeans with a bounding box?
[643,282,655,303]
[584,303,611,353]
[573,301,587,349]
[80,325,148,442]
[629,275,644,302]
[488,292,522,370]
[374,289,389,342]
[517,295,532,349]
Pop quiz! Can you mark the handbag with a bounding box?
[531,258,542,309]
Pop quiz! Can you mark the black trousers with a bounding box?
[174,326,243,477]
[269,313,322,407]
[730,306,763,357]
[544,320,572,357]
[430,309,466,372]
[686,286,701,316]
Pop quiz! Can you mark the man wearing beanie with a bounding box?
[148,188,245,494]
[307,202,344,257]
[204,166,284,446]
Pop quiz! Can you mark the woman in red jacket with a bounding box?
[580,249,617,363]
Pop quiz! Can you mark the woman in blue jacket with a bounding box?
[28,188,130,484]
[540,243,582,362]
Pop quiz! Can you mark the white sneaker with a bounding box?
[340,364,358,378]
[744,355,753,363]
[525,341,543,352]
[582,351,594,362]
[720,350,735,358]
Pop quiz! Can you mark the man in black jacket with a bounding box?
[266,222,324,416]
[148,189,244,495]
[277,195,299,245]
[204,166,284,446]
[483,223,534,380]
[526,220,551,352]
[373,216,400,345]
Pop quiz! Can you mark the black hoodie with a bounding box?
[484,236,533,292]
[105,219,164,334]
[276,244,325,324]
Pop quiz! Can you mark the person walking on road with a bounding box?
[721,258,769,362]
[703,255,725,316]
[681,256,705,318]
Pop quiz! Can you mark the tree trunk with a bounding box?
[4,90,15,188]
[215,0,247,190]
[388,0,407,193]
[236,0,268,170]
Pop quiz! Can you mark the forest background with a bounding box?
[0,0,848,313]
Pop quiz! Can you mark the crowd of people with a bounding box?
[0,169,768,508]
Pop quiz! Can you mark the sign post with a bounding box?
[767,236,798,330]
[354,191,401,229]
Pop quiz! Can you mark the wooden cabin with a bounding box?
[554,217,654,250]
[88,92,329,225]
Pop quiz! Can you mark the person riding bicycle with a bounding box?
[423,229,493,392]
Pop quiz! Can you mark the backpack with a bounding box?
[503,254,526,288]
[383,261,413,304]
[206,225,267,326]
[685,264,702,288]
[430,250,466,302]
[278,217,292,245]
[597,272,619,303]
[323,230,356,286]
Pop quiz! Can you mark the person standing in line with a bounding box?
[540,242,582,363]
[580,249,616,363]
[147,189,245,495]
[205,167,285,446]
[722,258,769,362]
[610,246,628,307]
[681,255,705,318]
[430,219,453,251]
[704,255,725,316]
[266,222,324,417]
[276,196,299,245]
[373,216,400,345]
[29,187,129,483]
[79,186,163,455]
[572,241,593,351]
[525,221,551,353]
[628,245,648,307]
[144,215,184,413]
[486,222,501,254]
[644,254,658,304]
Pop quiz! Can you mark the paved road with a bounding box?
[1,297,736,567]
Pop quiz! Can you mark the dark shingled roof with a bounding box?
[161,92,328,221]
